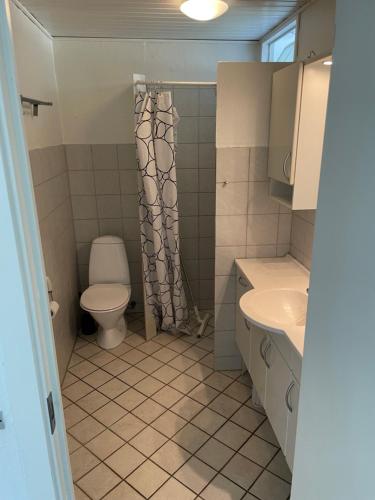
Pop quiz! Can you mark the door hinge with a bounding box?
[0,411,5,430]
[46,392,56,435]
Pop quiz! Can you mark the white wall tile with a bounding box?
[92,144,118,170]
[178,117,199,144]
[97,195,122,219]
[199,169,216,193]
[199,88,216,117]
[247,181,279,215]
[199,117,216,143]
[199,144,216,169]
[94,170,120,195]
[249,147,268,181]
[246,214,278,245]
[66,144,93,171]
[176,144,199,169]
[215,275,236,304]
[69,171,95,195]
[215,303,236,331]
[216,215,247,246]
[71,195,97,219]
[215,246,246,276]
[174,88,199,117]
[217,148,249,183]
[117,144,137,170]
[216,182,248,216]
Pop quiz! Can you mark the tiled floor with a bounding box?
[62,312,292,500]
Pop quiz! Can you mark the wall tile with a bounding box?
[66,144,92,171]
[199,259,215,280]
[246,245,277,258]
[199,169,215,193]
[92,144,118,170]
[97,195,122,219]
[77,243,91,267]
[177,169,199,193]
[199,117,215,142]
[199,144,216,169]
[216,182,248,216]
[199,193,215,216]
[176,144,199,169]
[178,117,199,143]
[117,144,137,170]
[179,193,199,217]
[215,246,246,277]
[71,195,97,220]
[277,213,292,245]
[215,275,236,304]
[249,147,269,181]
[199,238,215,259]
[183,260,199,280]
[217,148,249,183]
[216,215,247,246]
[215,303,236,332]
[215,331,240,358]
[181,238,199,260]
[199,88,216,117]
[74,220,99,243]
[180,216,199,238]
[120,170,138,194]
[199,216,215,238]
[123,218,140,241]
[94,170,120,195]
[121,194,139,218]
[69,171,95,195]
[34,172,70,221]
[174,88,199,116]
[248,181,279,215]
[246,214,279,245]
[200,280,215,300]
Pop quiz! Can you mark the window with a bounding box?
[261,20,297,62]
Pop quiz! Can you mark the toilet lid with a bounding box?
[81,284,131,312]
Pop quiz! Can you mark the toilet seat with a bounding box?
[81,284,131,313]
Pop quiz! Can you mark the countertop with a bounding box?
[235,255,310,357]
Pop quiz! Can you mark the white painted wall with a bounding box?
[9,1,62,149]
[291,1,375,499]
[53,38,259,144]
[297,0,336,59]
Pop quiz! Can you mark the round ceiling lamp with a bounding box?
[180,0,229,21]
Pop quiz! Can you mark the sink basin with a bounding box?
[240,288,308,334]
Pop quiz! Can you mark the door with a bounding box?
[268,62,303,185]
[285,377,300,470]
[0,2,72,498]
[249,326,269,405]
[264,341,291,452]
[235,271,252,368]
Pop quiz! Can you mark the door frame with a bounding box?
[0,1,73,498]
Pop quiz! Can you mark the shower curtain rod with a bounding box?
[134,80,216,87]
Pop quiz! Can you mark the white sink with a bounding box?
[240,288,308,334]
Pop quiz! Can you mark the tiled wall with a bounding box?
[214,147,291,370]
[290,210,316,270]
[67,86,216,312]
[29,146,79,379]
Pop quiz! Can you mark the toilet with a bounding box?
[80,236,131,349]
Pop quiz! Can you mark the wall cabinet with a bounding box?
[268,57,331,210]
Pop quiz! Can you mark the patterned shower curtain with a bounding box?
[134,91,188,331]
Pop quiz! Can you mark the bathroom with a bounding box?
[3,0,373,499]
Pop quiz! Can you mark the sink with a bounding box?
[240,288,308,334]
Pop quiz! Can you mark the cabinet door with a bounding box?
[285,377,300,471]
[235,271,252,368]
[264,341,291,453]
[249,326,269,406]
[268,62,303,185]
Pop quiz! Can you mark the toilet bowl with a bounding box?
[80,236,131,349]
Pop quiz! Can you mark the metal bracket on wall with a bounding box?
[20,95,53,116]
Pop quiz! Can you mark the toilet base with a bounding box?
[97,316,126,349]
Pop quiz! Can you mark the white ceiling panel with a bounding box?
[18,0,307,40]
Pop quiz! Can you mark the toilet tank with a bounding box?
[89,236,131,285]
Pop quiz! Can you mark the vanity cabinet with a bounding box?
[249,326,270,406]
[235,270,252,369]
[285,376,300,470]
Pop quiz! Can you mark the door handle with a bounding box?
[238,275,248,288]
[263,342,271,368]
[285,381,295,412]
[282,151,291,180]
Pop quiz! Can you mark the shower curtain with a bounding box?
[134,90,188,331]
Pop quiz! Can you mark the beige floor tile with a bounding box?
[239,435,278,467]
[69,360,98,378]
[191,407,226,434]
[75,338,89,350]
[151,440,191,474]
[244,398,266,415]
[250,470,291,500]
[183,346,208,361]
[230,405,266,432]
[108,341,133,357]
[168,338,191,354]
[153,332,177,346]
[214,421,251,451]
[69,416,105,444]
[136,356,164,375]
[237,372,252,387]
[152,347,179,363]
[134,376,164,397]
[92,401,127,427]
[76,343,102,359]
[90,350,117,367]
[151,477,196,500]
[62,372,79,389]
[171,396,204,421]
[200,353,214,369]
[172,423,210,453]
[170,374,200,394]
[200,474,245,500]
[204,372,233,392]
[86,429,124,460]
[98,378,129,399]
[62,395,72,409]
[74,485,90,500]
[222,453,263,490]
[243,495,259,500]
[130,426,167,456]
[77,463,121,500]
[110,413,146,441]
[83,369,113,389]
[152,386,184,408]
[221,370,242,380]
[76,390,110,413]
[125,333,146,347]
[132,398,165,424]
[63,380,93,402]
[168,354,196,371]
[151,410,187,438]
[208,393,242,418]
[102,358,131,376]
[196,337,214,352]
[105,443,145,478]
[118,366,147,386]
[67,433,81,454]
[224,381,252,403]
[174,456,216,495]
[103,481,144,499]
[188,383,219,405]
[63,403,88,429]
[196,438,235,471]
[121,349,148,365]
[137,340,162,355]
[115,388,146,411]
[69,353,84,368]
[266,450,292,483]
[185,363,213,381]
[152,365,181,383]
[70,446,100,481]
[255,419,279,446]
[126,460,170,498]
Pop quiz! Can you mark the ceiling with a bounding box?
[19,0,307,40]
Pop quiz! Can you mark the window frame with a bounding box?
[261,18,298,63]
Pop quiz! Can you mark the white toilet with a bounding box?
[80,235,131,349]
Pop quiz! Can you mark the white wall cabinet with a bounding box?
[268,57,331,210]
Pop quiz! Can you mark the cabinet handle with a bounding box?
[238,275,248,288]
[259,337,268,360]
[244,319,251,331]
[282,151,291,180]
[263,342,271,368]
[285,381,295,413]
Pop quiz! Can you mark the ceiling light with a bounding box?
[180,0,229,21]
[323,60,333,66]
